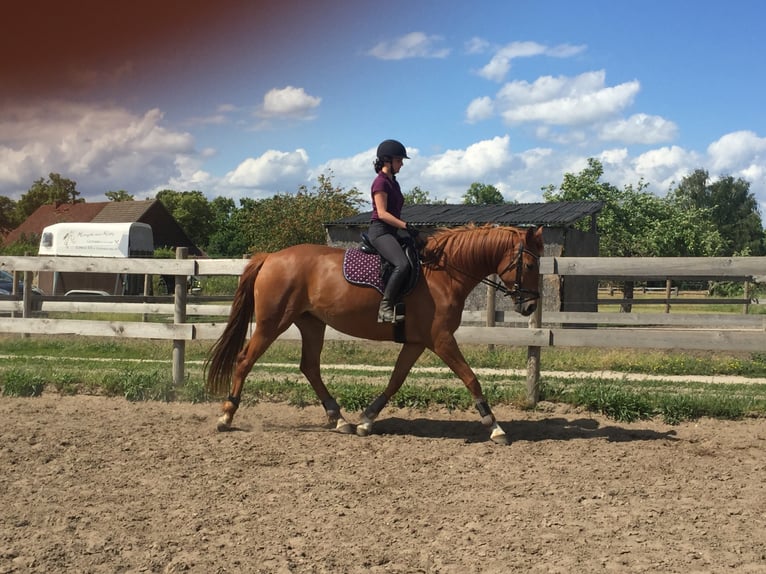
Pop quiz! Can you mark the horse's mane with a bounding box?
[422,223,525,270]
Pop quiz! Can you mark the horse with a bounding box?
[205,224,543,444]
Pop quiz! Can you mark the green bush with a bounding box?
[571,381,653,423]
[1,369,45,397]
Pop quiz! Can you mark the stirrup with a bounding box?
[378,300,405,323]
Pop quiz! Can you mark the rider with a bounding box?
[368,139,418,323]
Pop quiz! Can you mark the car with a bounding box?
[0,269,44,311]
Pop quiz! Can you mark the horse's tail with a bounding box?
[205,253,268,396]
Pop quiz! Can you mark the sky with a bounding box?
[2,0,766,214]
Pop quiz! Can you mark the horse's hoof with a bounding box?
[356,423,372,437]
[490,432,510,445]
[335,420,354,434]
[216,416,232,432]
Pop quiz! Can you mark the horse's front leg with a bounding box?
[433,335,509,445]
[357,343,425,437]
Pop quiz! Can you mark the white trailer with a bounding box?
[38,222,154,296]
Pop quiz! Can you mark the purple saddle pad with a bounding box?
[343,248,384,294]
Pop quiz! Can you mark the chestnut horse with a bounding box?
[206,224,543,444]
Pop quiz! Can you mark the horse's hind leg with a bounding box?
[357,343,425,437]
[295,314,353,434]
[218,329,277,431]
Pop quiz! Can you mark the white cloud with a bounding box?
[223,149,310,196]
[628,146,701,191]
[465,37,490,55]
[465,96,494,123]
[421,135,512,183]
[498,71,640,126]
[259,86,321,119]
[705,131,766,202]
[322,133,766,208]
[0,101,196,200]
[469,70,641,131]
[478,41,586,82]
[314,147,378,193]
[707,130,766,173]
[599,148,629,165]
[599,113,677,144]
[367,32,450,60]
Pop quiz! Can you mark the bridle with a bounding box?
[482,242,541,303]
[425,240,541,304]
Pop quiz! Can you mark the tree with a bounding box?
[205,196,253,257]
[246,171,363,252]
[0,233,39,255]
[544,158,724,312]
[105,190,135,201]
[0,196,20,234]
[404,186,446,205]
[671,169,765,256]
[155,189,216,251]
[463,182,505,204]
[16,173,82,218]
[543,158,723,258]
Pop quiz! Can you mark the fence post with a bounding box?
[172,247,188,387]
[19,252,32,338]
[525,274,544,406]
[664,279,672,314]
[142,273,152,322]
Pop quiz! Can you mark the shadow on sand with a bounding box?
[370,416,678,444]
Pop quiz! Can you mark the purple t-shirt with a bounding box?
[370,172,404,221]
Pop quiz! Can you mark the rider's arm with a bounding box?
[373,192,407,230]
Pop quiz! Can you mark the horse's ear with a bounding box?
[525,226,542,240]
[527,226,544,250]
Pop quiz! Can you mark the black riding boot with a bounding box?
[378,267,409,323]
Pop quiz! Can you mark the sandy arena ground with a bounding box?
[1,395,765,573]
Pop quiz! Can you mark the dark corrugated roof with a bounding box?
[326,201,603,227]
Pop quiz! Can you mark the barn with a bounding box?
[324,201,604,313]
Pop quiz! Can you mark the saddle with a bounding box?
[342,233,420,296]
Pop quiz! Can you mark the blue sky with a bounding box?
[2,0,766,214]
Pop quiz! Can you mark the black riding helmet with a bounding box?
[376,139,410,160]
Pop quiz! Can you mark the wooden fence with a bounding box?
[1,253,765,404]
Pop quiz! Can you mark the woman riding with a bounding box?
[368,139,418,323]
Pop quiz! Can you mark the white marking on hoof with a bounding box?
[490,423,509,445]
[335,418,354,434]
[356,414,374,437]
[216,414,232,432]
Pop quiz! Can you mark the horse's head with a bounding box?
[497,226,543,316]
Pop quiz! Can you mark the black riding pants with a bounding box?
[367,221,409,272]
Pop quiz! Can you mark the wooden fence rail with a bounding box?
[2,254,765,403]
